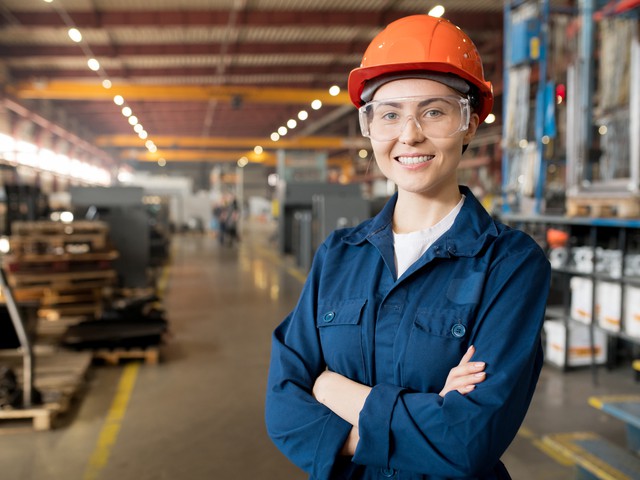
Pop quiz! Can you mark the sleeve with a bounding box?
[265,242,353,479]
[353,240,551,477]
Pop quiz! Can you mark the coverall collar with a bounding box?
[342,185,499,258]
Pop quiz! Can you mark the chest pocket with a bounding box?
[317,298,367,373]
[402,308,471,391]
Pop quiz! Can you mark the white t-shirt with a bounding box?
[393,196,465,279]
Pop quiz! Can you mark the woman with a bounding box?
[266,14,550,480]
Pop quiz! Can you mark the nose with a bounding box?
[397,116,426,144]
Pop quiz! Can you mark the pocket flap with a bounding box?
[414,308,468,339]
[317,298,367,327]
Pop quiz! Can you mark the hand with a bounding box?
[439,345,486,397]
[312,370,371,427]
[339,426,360,456]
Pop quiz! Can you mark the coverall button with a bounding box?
[380,468,396,477]
[322,311,335,322]
[451,323,466,338]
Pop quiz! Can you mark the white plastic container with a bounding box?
[596,281,621,332]
[624,285,640,338]
[570,276,593,324]
[544,320,607,367]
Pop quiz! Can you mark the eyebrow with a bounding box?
[373,97,450,109]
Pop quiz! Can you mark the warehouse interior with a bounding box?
[1,0,640,479]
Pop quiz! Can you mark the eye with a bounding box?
[421,107,444,119]
[380,111,401,121]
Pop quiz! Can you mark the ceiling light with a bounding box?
[145,140,155,149]
[428,5,445,17]
[311,99,322,110]
[158,158,166,167]
[267,173,279,187]
[121,106,132,117]
[484,113,496,124]
[277,126,288,136]
[358,149,368,159]
[87,58,100,71]
[68,28,82,43]
[598,125,608,135]
[43,0,53,3]
[237,157,249,168]
[254,145,263,155]
[128,115,138,126]
[329,85,341,96]
[287,119,297,129]
[270,132,280,142]
[113,95,124,106]
[138,130,148,139]
[298,110,308,121]
[134,124,144,133]
[102,79,112,89]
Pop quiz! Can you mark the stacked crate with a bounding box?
[2,221,118,324]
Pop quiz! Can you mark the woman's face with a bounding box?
[369,78,479,199]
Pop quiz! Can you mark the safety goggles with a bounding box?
[358,95,471,141]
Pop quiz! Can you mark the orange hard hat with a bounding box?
[348,15,494,123]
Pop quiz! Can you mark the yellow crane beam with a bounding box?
[131,149,276,163]
[131,149,355,170]
[9,81,352,105]
[97,135,369,150]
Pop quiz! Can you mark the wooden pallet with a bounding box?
[4,251,119,273]
[11,221,109,236]
[9,221,112,257]
[37,290,103,321]
[92,346,160,366]
[7,269,117,289]
[0,349,92,431]
[35,316,86,347]
[566,195,640,218]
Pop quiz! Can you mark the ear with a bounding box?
[463,113,480,145]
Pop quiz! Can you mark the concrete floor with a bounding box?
[0,224,638,479]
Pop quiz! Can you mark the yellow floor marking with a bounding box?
[83,363,141,480]
[518,426,576,468]
[589,394,640,410]
[532,438,576,467]
[255,245,307,284]
[286,266,307,284]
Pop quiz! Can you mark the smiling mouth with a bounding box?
[395,155,435,166]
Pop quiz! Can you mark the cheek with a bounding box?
[435,137,465,158]
[371,141,393,165]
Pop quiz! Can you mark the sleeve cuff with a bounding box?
[353,383,405,468]
[311,412,353,480]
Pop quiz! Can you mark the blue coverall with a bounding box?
[266,186,551,479]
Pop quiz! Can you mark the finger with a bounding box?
[466,361,486,373]
[459,345,476,365]
[456,373,487,394]
[448,361,485,382]
[453,371,486,388]
[458,384,476,394]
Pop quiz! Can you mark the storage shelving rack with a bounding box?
[501,213,640,376]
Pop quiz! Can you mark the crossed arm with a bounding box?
[312,345,486,456]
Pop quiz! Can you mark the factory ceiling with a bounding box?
[0,0,506,179]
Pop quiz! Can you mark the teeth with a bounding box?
[396,155,433,165]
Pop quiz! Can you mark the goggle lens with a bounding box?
[359,95,470,141]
